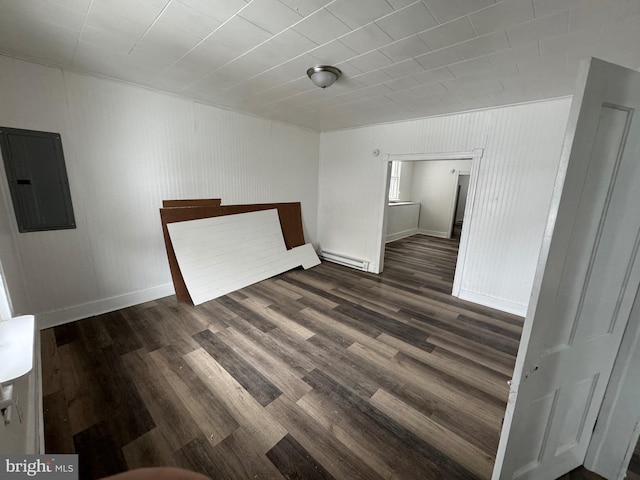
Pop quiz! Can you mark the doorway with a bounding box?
[376,149,483,298]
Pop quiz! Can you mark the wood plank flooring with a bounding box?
[42,233,524,480]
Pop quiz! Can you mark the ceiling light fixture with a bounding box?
[306,65,342,89]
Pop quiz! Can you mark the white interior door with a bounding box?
[493,57,640,480]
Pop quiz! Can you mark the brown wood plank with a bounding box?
[162,199,222,208]
[160,202,306,303]
[42,233,523,479]
[266,434,336,480]
[193,329,283,407]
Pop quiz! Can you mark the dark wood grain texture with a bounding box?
[42,233,524,479]
[159,202,306,303]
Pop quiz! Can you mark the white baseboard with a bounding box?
[418,229,449,238]
[386,228,419,243]
[457,289,528,317]
[37,283,175,330]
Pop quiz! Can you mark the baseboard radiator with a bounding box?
[319,250,369,271]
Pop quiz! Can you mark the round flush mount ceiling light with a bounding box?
[306,65,342,88]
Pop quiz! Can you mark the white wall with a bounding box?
[410,159,472,238]
[0,55,319,327]
[318,98,572,316]
[396,161,414,202]
[386,202,420,243]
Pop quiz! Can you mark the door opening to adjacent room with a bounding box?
[376,150,483,299]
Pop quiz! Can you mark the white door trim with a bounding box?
[374,148,483,300]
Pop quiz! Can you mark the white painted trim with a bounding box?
[37,284,175,330]
[584,287,640,479]
[33,329,43,454]
[418,229,449,238]
[458,289,528,317]
[377,149,483,279]
[387,151,477,162]
[452,149,483,296]
[386,228,419,243]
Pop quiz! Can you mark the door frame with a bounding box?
[450,171,471,238]
[374,148,483,298]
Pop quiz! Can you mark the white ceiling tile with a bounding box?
[91,0,165,27]
[615,0,640,22]
[488,42,539,67]
[348,49,393,72]
[167,42,233,78]
[386,0,417,9]
[418,17,477,51]
[414,45,463,70]
[410,81,447,97]
[568,3,616,33]
[21,1,86,32]
[85,4,148,37]
[375,2,439,40]
[208,15,273,54]
[444,77,503,95]
[423,0,496,23]
[216,53,275,80]
[176,0,248,23]
[384,76,421,91]
[338,23,394,55]
[456,31,509,59]
[352,69,395,86]
[292,8,352,44]
[152,2,222,39]
[258,29,319,61]
[516,51,567,74]
[0,17,77,65]
[151,66,203,92]
[506,10,568,46]
[447,56,493,77]
[385,89,420,102]
[278,53,320,77]
[133,25,203,64]
[379,35,430,62]
[310,40,358,64]
[538,29,599,56]
[326,0,394,29]
[239,0,303,35]
[469,0,535,35]
[79,25,140,54]
[381,58,425,78]
[182,38,240,72]
[51,0,92,13]
[412,66,453,84]
[533,0,571,18]
[278,0,332,17]
[334,60,365,76]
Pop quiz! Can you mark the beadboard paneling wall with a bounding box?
[318,98,573,315]
[0,55,319,325]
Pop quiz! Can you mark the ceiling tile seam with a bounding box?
[148,0,265,85]
[69,0,95,65]
[127,0,174,55]
[419,0,439,27]
[216,1,494,96]
[173,3,350,95]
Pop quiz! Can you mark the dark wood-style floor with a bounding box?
[42,233,525,479]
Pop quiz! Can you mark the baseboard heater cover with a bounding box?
[319,250,369,271]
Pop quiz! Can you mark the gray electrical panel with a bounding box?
[0,127,76,233]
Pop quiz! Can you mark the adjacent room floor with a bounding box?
[41,234,524,479]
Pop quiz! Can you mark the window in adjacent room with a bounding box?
[389,161,402,201]
[0,127,76,232]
